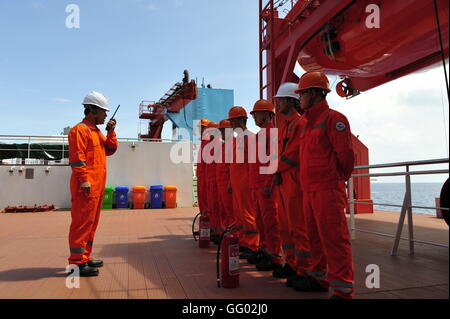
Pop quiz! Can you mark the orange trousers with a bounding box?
[68,191,103,265]
[230,174,259,251]
[303,186,354,298]
[276,169,311,275]
[197,172,208,213]
[207,179,223,235]
[252,188,282,264]
[217,183,236,230]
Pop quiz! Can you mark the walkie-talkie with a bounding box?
[106,104,120,131]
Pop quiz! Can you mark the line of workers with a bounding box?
[197,72,355,299]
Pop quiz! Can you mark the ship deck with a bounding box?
[0,208,448,299]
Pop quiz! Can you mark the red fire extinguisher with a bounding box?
[192,211,210,248]
[216,228,239,288]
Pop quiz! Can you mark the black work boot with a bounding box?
[239,246,255,259]
[240,248,259,259]
[76,263,99,277]
[286,274,306,287]
[292,276,328,292]
[87,259,103,268]
[239,246,252,253]
[272,263,296,278]
[256,258,282,271]
[247,249,266,264]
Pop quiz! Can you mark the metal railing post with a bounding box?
[349,177,356,240]
[391,194,409,256]
[27,136,31,159]
[405,166,415,255]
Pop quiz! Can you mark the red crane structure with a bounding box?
[139,70,198,140]
[259,0,449,213]
[259,0,448,99]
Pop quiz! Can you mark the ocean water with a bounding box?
[371,183,444,215]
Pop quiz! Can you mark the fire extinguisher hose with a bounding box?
[216,229,230,288]
[192,212,201,241]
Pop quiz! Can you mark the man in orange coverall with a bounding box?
[228,106,259,259]
[272,83,312,286]
[68,91,118,277]
[196,118,210,216]
[203,121,223,243]
[216,119,236,230]
[248,99,283,271]
[295,71,355,299]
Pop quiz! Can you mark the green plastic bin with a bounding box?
[102,186,115,209]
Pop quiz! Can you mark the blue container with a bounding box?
[115,186,130,209]
[150,185,164,209]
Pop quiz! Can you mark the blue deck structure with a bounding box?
[166,87,234,141]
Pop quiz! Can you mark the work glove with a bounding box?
[80,181,91,194]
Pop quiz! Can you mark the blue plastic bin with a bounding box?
[115,186,130,209]
[150,185,164,209]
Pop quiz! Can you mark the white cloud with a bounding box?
[326,66,449,182]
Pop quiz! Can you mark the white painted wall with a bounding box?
[0,165,72,208]
[0,141,194,209]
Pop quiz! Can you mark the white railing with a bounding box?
[348,158,449,256]
[0,135,186,166]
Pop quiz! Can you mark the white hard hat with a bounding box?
[274,82,300,100]
[82,91,110,111]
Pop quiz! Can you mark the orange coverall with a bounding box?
[205,137,223,236]
[276,112,311,275]
[196,139,209,214]
[68,119,118,265]
[230,132,259,251]
[215,139,235,229]
[299,100,355,298]
[249,123,282,263]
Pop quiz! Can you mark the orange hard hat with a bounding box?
[206,121,219,129]
[199,118,210,127]
[295,71,331,93]
[228,106,247,120]
[219,119,232,128]
[250,99,275,115]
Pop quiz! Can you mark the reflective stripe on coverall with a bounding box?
[276,112,311,275]
[68,119,118,265]
[300,100,355,298]
[249,123,282,263]
[230,132,259,251]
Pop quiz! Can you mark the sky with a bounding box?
[0,0,448,182]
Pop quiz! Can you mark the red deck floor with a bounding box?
[0,208,447,299]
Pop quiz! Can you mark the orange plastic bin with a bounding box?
[132,186,147,209]
[164,185,178,208]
